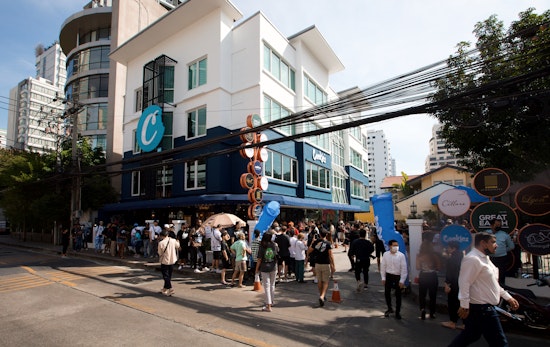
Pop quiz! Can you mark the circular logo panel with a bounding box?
[472,168,510,198]
[137,105,165,152]
[518,223,550,256]
[514,184,550,216]
[470,201,518,233]
[240,173,255,189]
[246,114,262,128]
[437,189,471,217]
[440,225,473,251]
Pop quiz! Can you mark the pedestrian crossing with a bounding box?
[0,266,136,294]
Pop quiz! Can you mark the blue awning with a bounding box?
[431,185,489,205]
[102,193,363,212]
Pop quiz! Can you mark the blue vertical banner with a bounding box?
[371,193,409,283]
[255,201,280,236]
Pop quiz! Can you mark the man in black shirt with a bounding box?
[349,228,374,292]
[347,224,361,271]
[307,230,335,307]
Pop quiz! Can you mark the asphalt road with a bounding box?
[0,245,546,347]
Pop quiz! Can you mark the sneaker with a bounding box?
[313,277,318,284]
[395,313,402,320]
[319,297,324,307]
[421,309,426,320]
[203,267,210,272]
[178,265,183,270]
[194,268,201,273]
[384,309,394,317]
[167,288,175,296]
[356,281,363,293]
[160,288,167,294]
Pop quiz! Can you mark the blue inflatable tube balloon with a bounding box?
[255,201,280,236]
[371,193,409,284]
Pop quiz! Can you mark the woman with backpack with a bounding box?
[255,231,279,312]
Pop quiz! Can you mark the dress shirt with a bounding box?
[380,250,408,284]
[490,230,515,258]
[458,248,512,308]
[211,228,222,251]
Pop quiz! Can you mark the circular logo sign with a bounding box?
[248,203,263,219]
[517,223,550,256]
[473,168,510,198]
[246,114,262,128]
[137,105,165,152]
[470,201,518,233]
[253,161,263,175]
[440,225,472,251]
[437,189,471,217]
[240,173,255,189]
[257,176,269,191]
[514,184,550,216]
[248,188,263,203]
[239,127,255,143]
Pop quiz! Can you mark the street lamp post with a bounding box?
[410,201,418,219]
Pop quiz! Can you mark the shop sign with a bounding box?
[312,149,327,164]
[514,184,550,216]
[440,225,472,251]
[518,223,550,256]
[473,168,510,198]
[437,188,471,217]
[470,201,518,233]
[137,105,165,152]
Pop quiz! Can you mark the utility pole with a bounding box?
[54,93,83,226]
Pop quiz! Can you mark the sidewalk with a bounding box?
[2,235,548,311]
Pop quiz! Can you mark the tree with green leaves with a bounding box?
[431,8,550,182]
[0,137,117,240]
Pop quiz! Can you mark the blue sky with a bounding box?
[0,0,546,174]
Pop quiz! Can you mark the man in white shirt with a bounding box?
[211,225,223,273]
[380,239,408,319]
[448,232,519,347]
[150,221,162,257]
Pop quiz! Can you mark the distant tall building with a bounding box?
[35,42,66,89]
[365,129,392,197]
[6,43,66,153]
[0,129,7,149]
[425,123,460,172]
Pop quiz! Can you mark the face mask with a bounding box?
[494,226,502,232]
[391,246,399,253]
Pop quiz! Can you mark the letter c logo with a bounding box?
[137,105,165,152]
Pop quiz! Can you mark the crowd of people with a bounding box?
[63,215,521,345]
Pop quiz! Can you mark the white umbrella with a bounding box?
[203,213,246,228]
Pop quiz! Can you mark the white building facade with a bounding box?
[7,43,67,153]
[365,129,392,197]
[106,0,369,223]
[425,123,460,172]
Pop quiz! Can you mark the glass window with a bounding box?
[185,159,206,190]
[156,165,173,198]
[162,66,174,103]
[189,57,207,89]
[264,150,297,183]
[131,171,141,196]
[263,44,296,91]
[273,152,282,180]
[304,75,327,106]
[187,107,207,139]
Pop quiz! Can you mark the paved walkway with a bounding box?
[1,235,548,310]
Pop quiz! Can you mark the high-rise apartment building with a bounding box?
[6,43,67,153]
[425,123,460,172]
[365,129,392,197]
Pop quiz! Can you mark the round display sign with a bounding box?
[257,176,269,191]
[258,147,269,162]
[514,184,550,216]
[248,203,263,219]
[472,168,510,198]
[248,188,263,203]
[239,142,255,159]
[470,201,518,233]
[517,223,550,256]
[437,188,471,217]
[239,127,255,143]
[240,173,255,189]
[440,225,472,251]
[247,160,263,176]
[246,114,262,128]
[136,105,165,152]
